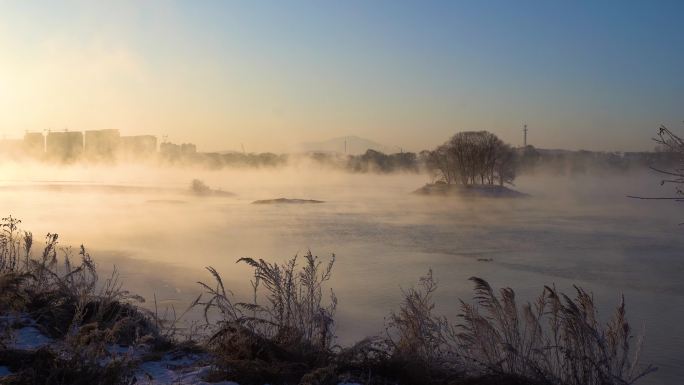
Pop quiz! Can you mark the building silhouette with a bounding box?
[0,129,207,165]
[181,143,197,155]
[23,132,44,159]
[160,141,197,162]
[46,131,83,162]
[160,142,181,159]
[85,129,120,161]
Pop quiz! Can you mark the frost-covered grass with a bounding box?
[0,216,656,385]
[0,216,183,384]
[385,272,656,385]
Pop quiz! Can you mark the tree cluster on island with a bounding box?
[425,131,517,186]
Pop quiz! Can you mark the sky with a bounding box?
[0,1,683,153]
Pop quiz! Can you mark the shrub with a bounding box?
[386,273,656,385]
[457,278,655,385]
[190,179,211,195]
[0,217,166,385]
[386,270,458,376]
[198,251,337,384]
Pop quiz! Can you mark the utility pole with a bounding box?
[523,124,528,147]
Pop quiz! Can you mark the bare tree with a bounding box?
[427,131,517,186]
[426,143,458,184]
[652,125,684,195]
[628,125,684,201]
[495,143,516,186]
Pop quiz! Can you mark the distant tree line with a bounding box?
[187,150,422,172]
[141,145,684,175]
[347,150,419,173]
[2,129,680,176]
[516,145,680,176]
[171,152,289,169]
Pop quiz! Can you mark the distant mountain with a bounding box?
[295,135,394,155]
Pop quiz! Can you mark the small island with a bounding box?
[417,130,528,198]
[414,182,528,198]
[189,179,235,197]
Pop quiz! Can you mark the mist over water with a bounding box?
[1,162,682,384]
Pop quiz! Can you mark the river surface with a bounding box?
[0,165,682,384]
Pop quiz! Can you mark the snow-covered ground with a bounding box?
[10,325,52,350]
[0,314,361,384]
[133,352,227,385]
[0,314,53,350]
[0,365,12,377]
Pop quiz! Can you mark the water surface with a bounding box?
[1,165,681,384]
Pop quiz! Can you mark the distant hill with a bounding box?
[295,135,393,155]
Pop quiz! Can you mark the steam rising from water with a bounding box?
[1,161,682,384]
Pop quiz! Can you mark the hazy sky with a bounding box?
[0,1,682,152]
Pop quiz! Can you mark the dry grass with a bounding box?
[197,251,338,384]
[0,216,168,385]
[385,272,655,385]
[0,216,658,385]
[198,259,655,385]
[457,277,655,385]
